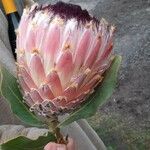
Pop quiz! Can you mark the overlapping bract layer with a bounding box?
[16,2,115,117]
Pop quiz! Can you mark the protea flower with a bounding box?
[16,2,115,117]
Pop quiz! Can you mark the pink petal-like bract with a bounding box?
[16,2,115,117]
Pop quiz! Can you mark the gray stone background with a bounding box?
[34,0,150,149]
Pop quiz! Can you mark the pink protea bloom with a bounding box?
[16,2,115,117]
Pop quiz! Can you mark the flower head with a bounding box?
[16,2,115,117]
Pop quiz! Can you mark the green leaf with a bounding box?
[0,132,56,150]
[58,55,122,128]
[0,65,44,127]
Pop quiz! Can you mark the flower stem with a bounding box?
[47,117,67,144]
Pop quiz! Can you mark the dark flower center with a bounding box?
[30,1,99,25]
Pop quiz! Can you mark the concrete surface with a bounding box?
[91,0,150,129]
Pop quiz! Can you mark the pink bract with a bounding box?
[16,2,115,117]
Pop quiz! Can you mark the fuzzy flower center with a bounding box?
[29,1,99,26]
